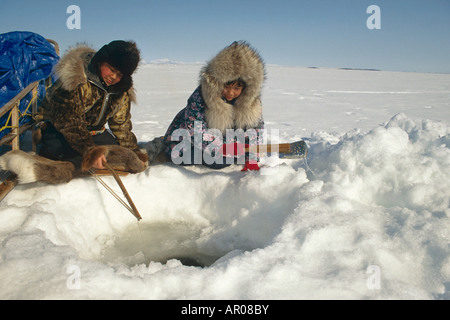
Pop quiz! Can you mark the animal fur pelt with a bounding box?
[138,137,168,164]
[81,145,147,173]
[0,145,146,185]
[0,151,75,184]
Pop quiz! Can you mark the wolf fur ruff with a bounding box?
[200,41,265,134]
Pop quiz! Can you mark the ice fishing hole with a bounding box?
[101,221,226,267]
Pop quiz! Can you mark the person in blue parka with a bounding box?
[162,41,266,171]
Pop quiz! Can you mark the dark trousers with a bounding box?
[39,122,118,168]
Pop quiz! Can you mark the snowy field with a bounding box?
[0,64,449,300]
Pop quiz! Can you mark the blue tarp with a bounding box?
[0,31,59,140]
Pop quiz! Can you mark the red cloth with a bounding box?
[241,161,260,171]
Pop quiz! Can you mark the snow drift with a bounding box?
[0,65,449,299]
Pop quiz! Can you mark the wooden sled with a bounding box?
[0,39,59,153]
[0,38,60,203]
[0,171,18,202]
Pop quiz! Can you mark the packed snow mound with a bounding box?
[1,113,449,299]
[310,113,450,211]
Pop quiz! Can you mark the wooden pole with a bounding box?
[103,162,142,221]
[245,143,291,154]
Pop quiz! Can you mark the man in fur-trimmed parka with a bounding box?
[38,40,148,170]
[163,41,265,171]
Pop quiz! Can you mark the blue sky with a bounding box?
[1,0,450,73]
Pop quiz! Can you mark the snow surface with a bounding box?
[1,64,449,299]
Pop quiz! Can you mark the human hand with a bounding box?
[92,154,107,169]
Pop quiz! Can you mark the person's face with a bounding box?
[99,62,123,86]
[222,82,243,102]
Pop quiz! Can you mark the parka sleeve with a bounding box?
[163,88,212,153]
[108,93,139,151]
[50,84,96,155]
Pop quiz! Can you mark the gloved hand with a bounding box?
[218,143,247,157]
[241,161,260,172]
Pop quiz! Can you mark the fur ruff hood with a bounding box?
[200,41,265,133]
[55,44,136,101]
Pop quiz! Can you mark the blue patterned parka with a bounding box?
[163,86,264,167]
[163,41,266,168]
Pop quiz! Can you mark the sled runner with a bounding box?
[0,170,18,202]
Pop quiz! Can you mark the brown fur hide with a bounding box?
[0,145,146,185]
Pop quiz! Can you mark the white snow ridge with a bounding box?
[0,65,449,300]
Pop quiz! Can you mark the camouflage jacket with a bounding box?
[40,45,139,156]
